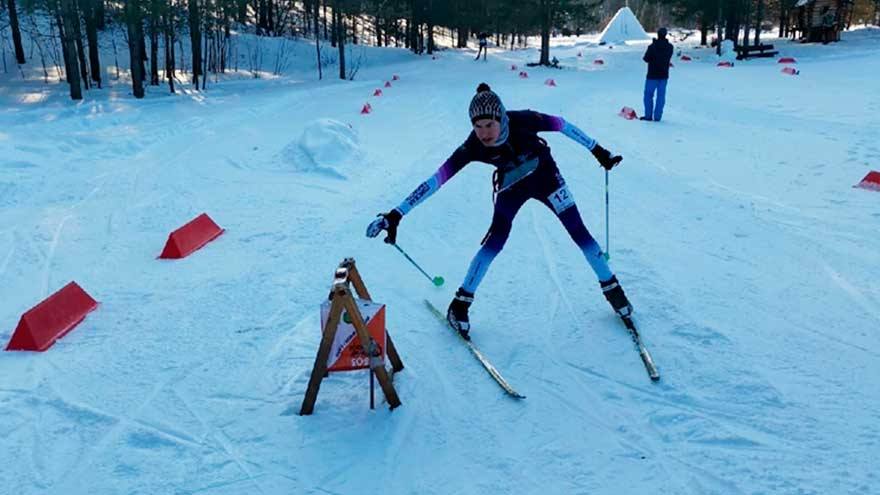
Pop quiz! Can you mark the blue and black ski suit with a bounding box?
[394,110,615,295]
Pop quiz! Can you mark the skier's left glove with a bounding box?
[591,144,623,171]
[366,208,403,244]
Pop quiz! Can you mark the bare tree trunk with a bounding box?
[267,0,274,34]
[539,0,551,65]
[149,0,159,84]
[139,28,147,80]
[126,0,145,97]
[60,0,83,99]
[80,0,102,87]
[724,0,740,44]
[189,0,201,87]
[457,26,468,48]
[72,0,91,89]
[7,0,26,64]
[700,12,709,45]
[314,0,321,79]
[164,0,175,92]
[334,4,345,79]
[754,0,765,45]
[322,0,327,39]
[96,0,104,29]
[426,0,434,54]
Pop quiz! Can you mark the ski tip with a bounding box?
[650,374,661,382]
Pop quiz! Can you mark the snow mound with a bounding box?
[282,119,362,178]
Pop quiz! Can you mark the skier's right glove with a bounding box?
[366,208,403,244]
[591,144,623,171]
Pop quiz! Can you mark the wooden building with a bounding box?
[793,0,854,43]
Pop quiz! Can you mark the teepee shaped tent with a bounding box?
[598,7,650,44]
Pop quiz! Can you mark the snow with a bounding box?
[2,26,880,495]
[282,118,362,178]
[598,7,651,45]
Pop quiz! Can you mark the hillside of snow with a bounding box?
[2,28,880,494]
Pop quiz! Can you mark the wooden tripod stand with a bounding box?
[300,258,404,415]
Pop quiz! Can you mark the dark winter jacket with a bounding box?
[643,38,674,80]
[396,111,594,214]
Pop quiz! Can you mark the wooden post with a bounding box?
[299,258,403,415]
[299,290,345,415]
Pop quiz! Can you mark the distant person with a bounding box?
[641,27,674,122]
[821,7,835,44]
[367,83,632,340]
[475,32,488,61]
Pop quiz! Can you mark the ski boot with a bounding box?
[447,288,474,341]
[600,275,633,318]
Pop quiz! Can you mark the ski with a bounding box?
[620,315,660,381]
[424,300,526,399]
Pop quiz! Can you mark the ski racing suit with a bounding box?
[394,110,614,295]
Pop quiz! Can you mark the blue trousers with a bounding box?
[643,79,668,121]
[460,164,613,294]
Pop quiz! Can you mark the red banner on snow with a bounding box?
[855,171,880,191]
[6,282,98,351]
[159,213,224,259]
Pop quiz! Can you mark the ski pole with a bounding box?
[604,169,610,260]
[390,243,445,287]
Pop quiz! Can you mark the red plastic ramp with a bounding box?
[855,171,880,191]
[6,282,98,351]
[159,213,225,259]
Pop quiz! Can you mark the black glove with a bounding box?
[365,209,403,244]
[591,144,623,171]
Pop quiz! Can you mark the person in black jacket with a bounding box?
[475,32,489,61]
[641,27,674,122]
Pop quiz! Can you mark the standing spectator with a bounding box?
[475,32,488,61]
[821,6,835,44]
[641,27,674,122]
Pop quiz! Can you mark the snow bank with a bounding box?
[281,118,362,178]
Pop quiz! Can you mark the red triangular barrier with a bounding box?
[781,67,799,76]
[6,282,98,351]
[373,89,383,97]
[361,103,372,114]
[159,213,224,259]
[384,81,392,88]
[618,107,637,120]
[778,57,797,64]
[510,64,518,70]
[717,61,733,67]
[392,74,400,81]
[855,171,880,191]
[519,71,529,78]
[545,79,557,87]
[680,55,692,61]
[593,59,605,65]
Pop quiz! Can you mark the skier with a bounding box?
[366,83,633,340]
[641,27,674,122]
[475,32,488,61]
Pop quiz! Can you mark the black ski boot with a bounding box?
[600,275,633,318]
[447,288,474,340]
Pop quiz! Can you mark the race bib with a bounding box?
[548,185,575,214]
